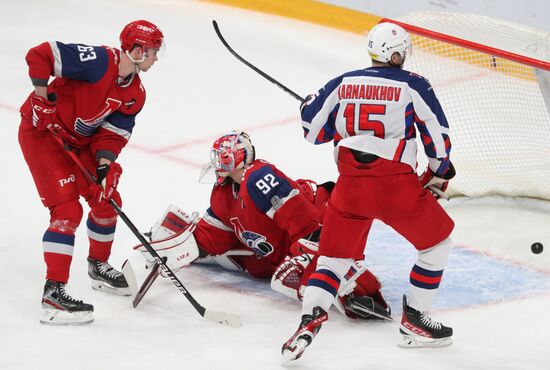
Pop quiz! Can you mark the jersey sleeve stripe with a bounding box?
[101,122,131,140]
[48,41,63,77]
[203,209,232,232]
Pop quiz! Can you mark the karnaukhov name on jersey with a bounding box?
[338,84,402,101]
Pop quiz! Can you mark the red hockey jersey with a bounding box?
[193,160,324,278]
[20,41,145,161]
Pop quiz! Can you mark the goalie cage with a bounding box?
[382,12,550,201]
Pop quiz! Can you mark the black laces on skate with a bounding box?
[58,284,83,304]
[97,261,123,279]
[420,313,442,330]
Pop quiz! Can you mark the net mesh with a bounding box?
[393,12,550,200]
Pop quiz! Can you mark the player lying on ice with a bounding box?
[133,131,392,321]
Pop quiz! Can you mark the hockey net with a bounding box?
[384,12,550,200]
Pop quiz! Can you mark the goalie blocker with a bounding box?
[133,205,255,275]
[133,206,203,273]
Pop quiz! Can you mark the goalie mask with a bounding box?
[210,131,255,185]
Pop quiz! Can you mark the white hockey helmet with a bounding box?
[366,22,412,64]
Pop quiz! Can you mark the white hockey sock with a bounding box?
[408,237,453,312]
[301,256,354,316]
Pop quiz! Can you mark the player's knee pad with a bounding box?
[416,236,453,271]
[316,256,355,280]
[48,200,83,233]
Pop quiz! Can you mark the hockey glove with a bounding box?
[30,93,56,131]
[300,94,316,113]
[96,162,123,201]
[418,162,456,200]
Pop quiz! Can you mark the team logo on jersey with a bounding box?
[74,98,122,136]
[58,174,76,187]
[230,217,274,257]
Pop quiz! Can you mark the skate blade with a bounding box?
[398,334,452,349]
[91,279,131,296]
[40,308,94,326]
[281,338,309,364]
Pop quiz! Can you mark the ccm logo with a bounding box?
[59,174,76,187]
[136,25,154,33]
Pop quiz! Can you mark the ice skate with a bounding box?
[281,306,328,363]
[88,257,131,296]
[398,295,452,348]
[41,280,94,325]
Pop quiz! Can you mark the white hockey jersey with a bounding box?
[301,66,451,176]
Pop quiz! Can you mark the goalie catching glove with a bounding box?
[133,205,201,273]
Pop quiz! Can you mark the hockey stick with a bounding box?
[121,258,161,308]
[50,133,242,327]
[133,261,162,308]
[212,20,305,103]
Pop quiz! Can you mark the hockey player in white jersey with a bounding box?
[282,22,456,362]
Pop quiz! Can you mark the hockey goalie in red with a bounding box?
[133,131,392,321]
[18,20,164,325]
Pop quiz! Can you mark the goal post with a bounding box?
[381,12,550,201]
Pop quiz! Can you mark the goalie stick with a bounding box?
[121,258,161,309]
[133,261,162,309]
[50,133,242,328]
[212,20,305,103]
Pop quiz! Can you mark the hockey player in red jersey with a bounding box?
[282,22,456,361]
[18,20,164,325]
[133,131,391,321]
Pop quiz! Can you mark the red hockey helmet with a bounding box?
[210,131,255,184]
[120,20,164,51]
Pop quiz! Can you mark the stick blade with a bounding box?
[203,310,242,328]
[133,262,162,309]
[121,260,138,299]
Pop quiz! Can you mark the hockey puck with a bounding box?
[531,242,544,254]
